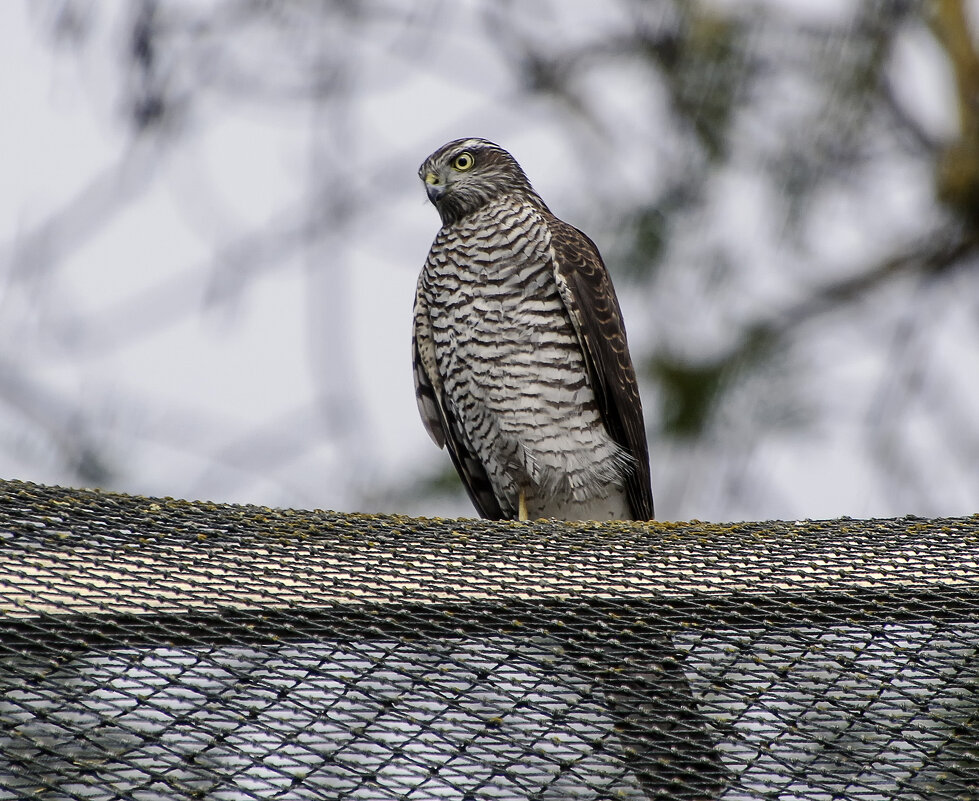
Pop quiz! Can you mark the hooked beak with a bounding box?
[424,171,445,203]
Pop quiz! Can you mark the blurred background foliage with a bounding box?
[2,0,978,521]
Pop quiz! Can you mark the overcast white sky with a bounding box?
[1,1,975,522]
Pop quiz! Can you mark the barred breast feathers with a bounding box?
[422,198,635,505]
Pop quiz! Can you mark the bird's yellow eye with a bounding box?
[452,152,475,171]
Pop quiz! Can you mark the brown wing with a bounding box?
[412,289,506,520]
[548,215,654,520]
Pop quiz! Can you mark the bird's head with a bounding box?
[419,138,545,226]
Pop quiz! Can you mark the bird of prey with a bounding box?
[412,138,653,521]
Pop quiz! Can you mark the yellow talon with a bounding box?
[518,490,529,522]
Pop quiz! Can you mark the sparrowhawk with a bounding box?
[412,138,653,521]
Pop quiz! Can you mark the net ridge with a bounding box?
[1,479,978,800]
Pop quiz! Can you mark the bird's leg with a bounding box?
[518,489,529,522]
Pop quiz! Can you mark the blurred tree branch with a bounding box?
[931,0,979,217]
[5,0,979,518]
[0,358,112,485]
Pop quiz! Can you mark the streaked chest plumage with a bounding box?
[421,201,579,393]
[416,198,631,518]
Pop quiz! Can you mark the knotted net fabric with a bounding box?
[1,479,978,800]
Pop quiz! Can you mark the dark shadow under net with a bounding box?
[1,479,978,800]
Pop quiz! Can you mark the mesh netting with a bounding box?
[1,479,978,800]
